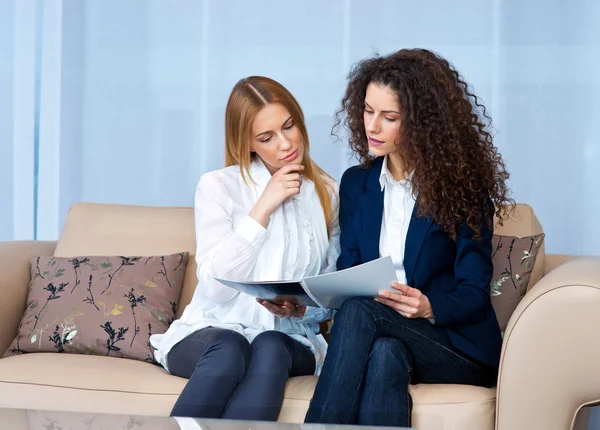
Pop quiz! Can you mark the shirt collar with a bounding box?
[379,155,414,191]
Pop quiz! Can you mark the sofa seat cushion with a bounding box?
[0,354,319,419]
[0,353,496,429]
[0,353,185,416]
[410,383,496,430]
[280,376,496,429]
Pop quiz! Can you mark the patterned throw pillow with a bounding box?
[490,234,545,331]
[4,253,188,362]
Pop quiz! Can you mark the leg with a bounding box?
[305,298,383,425]
[357,337,413,426]
[223,331,316,421]
[168,327,251,418]
[306,298,495,426]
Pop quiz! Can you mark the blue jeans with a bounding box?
[168,327,315,421]
[305,298,496,427]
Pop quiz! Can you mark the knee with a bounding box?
[207,329,251,366]
[369,337,412,374]
[251,331,293,355]
[250,331,294,369]
[334,297,378,326]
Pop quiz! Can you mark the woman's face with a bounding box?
[251,102,304,175]
[363,82,403,157]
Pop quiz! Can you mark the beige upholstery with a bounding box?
[0,354,185,416]
[544,253,575,275]
[0,352,495,426]
[0,240,57,355]
[0,202,597,430]
[55,202,198,318]
[497,256,600,430]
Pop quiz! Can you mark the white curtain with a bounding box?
[2,0,600,256]
[0,0,37,241]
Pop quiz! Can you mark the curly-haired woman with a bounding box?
[305,48,514,427]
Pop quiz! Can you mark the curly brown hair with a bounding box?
[335,48,514,239]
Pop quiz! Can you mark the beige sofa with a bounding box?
[0,202,599,430]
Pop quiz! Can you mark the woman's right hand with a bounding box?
[249,164,304,227]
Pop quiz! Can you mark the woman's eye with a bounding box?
[260,137,272,143]
[284,122,294,130]
[384,117,397,122]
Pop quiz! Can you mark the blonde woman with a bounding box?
[150,76,339,421]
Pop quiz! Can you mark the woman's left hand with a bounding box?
[375,283,434,319]
[256,299,306,318]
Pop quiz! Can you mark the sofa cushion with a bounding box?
[3,254,188,362]
[490,233,545,331]
[410,384,496,430]
[0,353,185,416]
[54,203,198,319]
[0,353,495,429]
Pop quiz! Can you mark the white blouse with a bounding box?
[379,155,416,284]
[150,159,339,374]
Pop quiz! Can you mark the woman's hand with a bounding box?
[249,164,304,227]
[256,299,306,318]
[375,283,434,319]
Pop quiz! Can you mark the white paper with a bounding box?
[214,256,398,310]
[301,256,398,309]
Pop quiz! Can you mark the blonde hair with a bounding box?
[224,76,334,233]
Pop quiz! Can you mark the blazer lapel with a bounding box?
[404,202,433,287]
[359,158,385,263]
[359,191,384,262]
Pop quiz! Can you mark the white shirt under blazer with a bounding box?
[151,159,340,374]
[379,155,417,284]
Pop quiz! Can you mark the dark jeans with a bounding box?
[305,298,497,427]
[168,327,315,421]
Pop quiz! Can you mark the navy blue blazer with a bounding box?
[337,157,502,369]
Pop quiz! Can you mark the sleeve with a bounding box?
[336,167,364,271]
[426,208,494,327]
[194,172,269,304]
[292,306,336,324]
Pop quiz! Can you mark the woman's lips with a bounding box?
[368,137,384,147]
[281,149,298,161]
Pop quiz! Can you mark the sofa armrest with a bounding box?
[496,256,600,430]
[0,241,57,356]
[544,253,577,276]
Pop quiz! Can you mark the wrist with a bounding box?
[294,305,307,318]
[422,296,434,319]
[248,201,273,228]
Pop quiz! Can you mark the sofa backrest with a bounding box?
[55,202,545,315]
[55,202,197,318]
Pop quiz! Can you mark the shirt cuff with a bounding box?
[235,215,268,246]
[292,306,320,323]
